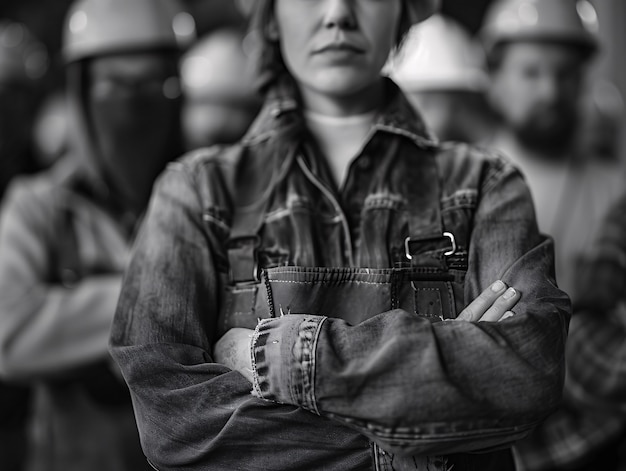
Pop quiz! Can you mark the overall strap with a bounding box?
[227,205,265,284]
[226,145,297,284]
[401,148,458,321]
[403,149,456,265]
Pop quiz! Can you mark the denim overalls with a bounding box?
[218,148,463,333]
[215,131,510,471]
[110,80,569,471]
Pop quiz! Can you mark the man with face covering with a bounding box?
[481,0,625,297]
[0,0,192,469]
[0,19,48,471]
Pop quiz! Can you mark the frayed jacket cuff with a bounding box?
[252,315,327,414]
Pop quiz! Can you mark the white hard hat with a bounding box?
[181,28,260,103]
[0,21,48,84]
[62,0,196,64]
[389,14,488,93]
[480,0,599,56]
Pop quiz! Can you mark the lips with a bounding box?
[314,42,365,55]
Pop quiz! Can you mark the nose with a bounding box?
[322,0,356,30]
[536,75,560,104]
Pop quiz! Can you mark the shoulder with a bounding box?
[170,144,243,174]
[162,144,244,188]
[152,144,247,210]
[434,141,523,196]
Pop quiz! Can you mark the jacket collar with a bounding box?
[242,76,439,149]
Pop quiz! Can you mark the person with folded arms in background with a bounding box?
[0,0,193,469]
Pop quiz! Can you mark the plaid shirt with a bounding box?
[514,192,626,470]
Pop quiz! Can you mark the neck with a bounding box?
[299,80,386,117]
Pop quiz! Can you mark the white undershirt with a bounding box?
[304,109,377,188]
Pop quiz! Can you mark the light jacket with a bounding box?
[110,79,570,471]
[0,157,149,471]
[0,52,180,471]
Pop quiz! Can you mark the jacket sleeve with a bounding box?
[0,182,121,379]
[109,161,371,471]
[251,162,571,456]
[564,192,626,411]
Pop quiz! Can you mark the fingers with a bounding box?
[456,281,521,322]
[479,287,520,322]
[457,280,508,322]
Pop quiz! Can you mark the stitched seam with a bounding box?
[222,289,233,333]
[309,316,327,415]
[325,413,539,439]
[296,317,324,412]
[270,280,389,286]
[250,320,267,397]
[445,283,455,319]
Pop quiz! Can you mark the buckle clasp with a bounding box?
[404,232,457,261]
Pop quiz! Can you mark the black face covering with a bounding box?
[85,53,183,213]
[512,101,579,155]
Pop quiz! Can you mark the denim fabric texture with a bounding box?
[110,79,570,471]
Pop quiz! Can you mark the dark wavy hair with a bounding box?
[247,0,413,93]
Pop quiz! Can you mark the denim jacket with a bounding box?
[110,79,570,471]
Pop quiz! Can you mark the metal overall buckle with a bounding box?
[404,232,457,261]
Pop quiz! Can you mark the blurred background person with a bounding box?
[180,27,261,149]
[576,79,625,164]
[480,0,626,469]
[513,70,626,471]
[0,0,193,469]
[481,0,625,297]
[0,20,48,200]
[0,20,48,471]
[388,13,496,143]
[514,189,626,471]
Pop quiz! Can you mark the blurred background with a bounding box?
[1,0,623,157]
[0,1,625,470]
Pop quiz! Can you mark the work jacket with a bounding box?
[111,79,570,471]
[0,157,150,471]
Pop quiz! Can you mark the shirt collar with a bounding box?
[242,76,439,149]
